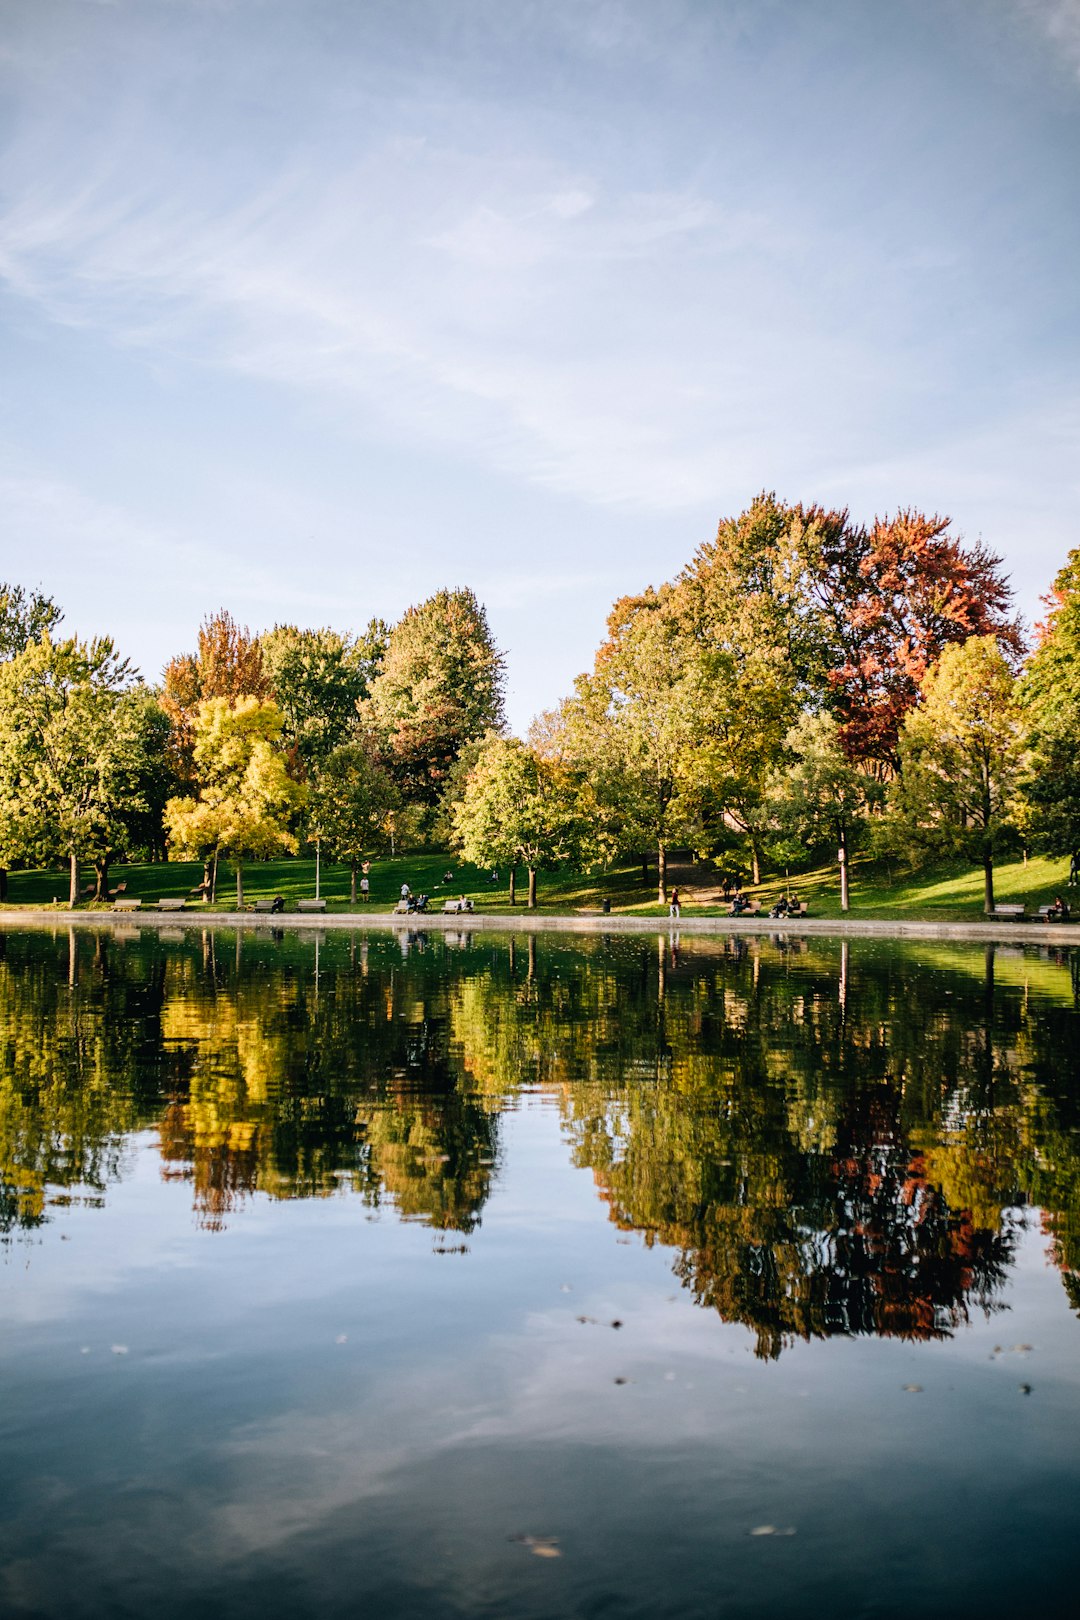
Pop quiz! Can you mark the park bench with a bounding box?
[112,897,142,911]
[1038,905,1072,922]
[297,898,327,913]
[443,899,474,914]
[156,898,187,912]
[728,900,762,917]
[252,898,278,914]
[991,904,1026,920]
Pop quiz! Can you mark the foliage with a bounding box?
[543,588,710,899]
[164,697,307,906]
[814,510,1022,771]
[889,636,1026,911]
[0,582,63,660]
[452,733,576,906]
[0,633,157,897]
[1019,546,1080,865]
[764,711,884,900]
[309,740,400,895]
[260,622,385,773]
[161,610,271,777]
[365,588,505,808]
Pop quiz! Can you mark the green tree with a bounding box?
[890,636,1025,914]
[764,712,883,909]
[453,734,575,908]
[1019,548,1080,876]
[365,588,505,810]
[260,621,386,774]
[546,589,708,902]
[309,740,400,900]
[0,582,62,660]
[0,633,155,904]
[164,697,307,908]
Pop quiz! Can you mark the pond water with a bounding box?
[2,924,1080,1619]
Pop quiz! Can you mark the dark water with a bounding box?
[2,924,1080,1620]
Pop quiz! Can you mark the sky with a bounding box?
[1,0,1078,733]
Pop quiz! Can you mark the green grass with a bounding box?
[2,848,1075,921]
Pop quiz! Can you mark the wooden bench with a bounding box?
[297,898,326,912]
[443,900,474,914]
[252,899,280,913]
[112,897,142,911]
[991,904,1026,920]
[728,900,762,917]
[1038,905,1072,922]
[156,898,187,911]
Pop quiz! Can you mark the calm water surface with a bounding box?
[2,924,1080,1619]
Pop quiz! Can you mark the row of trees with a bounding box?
[0,584,504,905]
[453,497,1079,913]
[3,494,1079,910]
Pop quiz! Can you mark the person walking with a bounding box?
[669,887,681,919]
[360,875,370,902]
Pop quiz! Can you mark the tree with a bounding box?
[1019,548,1080,875]
[889,637,1025,914]
[545,589,709,902]
[813,510,1023,772]
[0,582,62,660]
[0,634,153,904]
[365,588,505,809]
[260,621,386,774]
[164,697,307,908]
[453,734,575,908]
[309,741,400,900]
[764,712,883,910]
[0,583,63,899]
[674,494,841,883]
[161,610,271,779]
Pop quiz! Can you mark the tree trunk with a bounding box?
[350,858,357,903]
[838,823,849,913]
[69,851,79,908]
[509,867,517,907]
[236,860,245,911]
[93,856,110,902]
[983,847,994,916]
[657,843,667,905]
[527,867,537,909]
[0,867,7,902]
[211,848,219,905]
[750,845,761,887]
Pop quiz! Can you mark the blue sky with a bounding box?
[2,0,1078,731]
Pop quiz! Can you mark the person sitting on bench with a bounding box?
[1047,895,1070,922]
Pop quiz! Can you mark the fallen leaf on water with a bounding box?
[902,1384,922,1393]
[1013,1344,1034,1353]
[610,1320,623,1330]
[111,1345,129,1356]
[576,1315,599,1325]
[559,1284,573,1293]
[614,1376,631,1385]
[509,1535,561,1559]
[335,1334,348,1344]
[750,1526,776,1537]
[1019,1384,1033,1395]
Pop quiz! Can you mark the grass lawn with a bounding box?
[1,847,1075,921]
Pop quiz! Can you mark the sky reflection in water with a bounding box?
[2,924,1079,1619]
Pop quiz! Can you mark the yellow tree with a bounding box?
[165,697,306,908]
[890,636,1025,914]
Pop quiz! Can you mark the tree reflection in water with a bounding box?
[2,925,1079,1356]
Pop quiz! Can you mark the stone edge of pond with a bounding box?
[3,906,1080,945]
